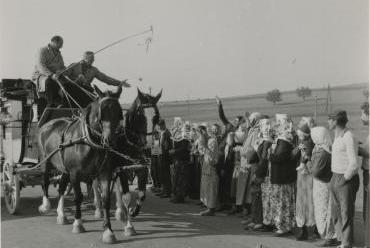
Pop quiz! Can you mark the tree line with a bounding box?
[265,86,312,105]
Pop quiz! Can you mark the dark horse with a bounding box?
[37,85,139,243]
[93,88,162,236]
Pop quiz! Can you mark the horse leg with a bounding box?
[39,169,51,214]
[122,192,136,236]
[101,178,117,244]
[56,173,69,225]
[63,183,73,196]
[71,177,85,234]
[130,168,147,217]
[92,179,103,219]
[115,178,124,221]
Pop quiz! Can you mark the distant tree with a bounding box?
[363,89,369,99]
[265,89,282,105]
[296,86,312,101]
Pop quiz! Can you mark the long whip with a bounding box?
[56,26,154,77]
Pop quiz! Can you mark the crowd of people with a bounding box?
[148,97,369,248]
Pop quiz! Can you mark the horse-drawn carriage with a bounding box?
[0,78,80,214]
[1,78,162,242]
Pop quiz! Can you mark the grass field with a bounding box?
[155,82,369,210]
[158,83,369,140]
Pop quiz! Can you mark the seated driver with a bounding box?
[66,51,131,91]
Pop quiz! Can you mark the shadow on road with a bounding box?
[1,188,366,248]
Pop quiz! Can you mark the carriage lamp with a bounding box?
[0,98,12,172]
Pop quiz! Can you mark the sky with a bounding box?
[0,0,368,103]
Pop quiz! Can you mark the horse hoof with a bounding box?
[72,224,85,234]
[115,209,123,221]
[38,205,50,214]
[124,226,136,237]
[94,209,103,219]
[102,229,117,244]
[56,215,68,225]
[72,220,85,234]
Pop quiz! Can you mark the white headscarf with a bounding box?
[311,126,332,154]
[173,117,183,128]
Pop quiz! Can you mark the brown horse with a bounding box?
[37,85,127,243]
[93,88,162,236]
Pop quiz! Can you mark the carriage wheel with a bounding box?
[2,162,20,214]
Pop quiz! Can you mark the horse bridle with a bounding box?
[123,105,159,149]
[83,96,123,148]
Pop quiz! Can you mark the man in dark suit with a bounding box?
[157,119,172,198]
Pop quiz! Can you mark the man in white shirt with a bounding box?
[328,110,360,248]
[359,102,369,248]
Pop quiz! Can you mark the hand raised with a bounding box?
[215,96,221,105]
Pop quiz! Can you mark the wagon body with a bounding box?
[0,78,77,214]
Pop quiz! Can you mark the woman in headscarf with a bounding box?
[235,112,262,219]
[264,114,298,236]
[171,117,183,140]
[310,126,339,247]
[293,118,315,241]
[169,121,192,203]
[244,115,271,230]
[258,117,275,232]
[199,123,220,216]
[228,122,248,214]
[215,96,246,211]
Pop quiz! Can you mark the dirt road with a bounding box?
[1,185,365,248]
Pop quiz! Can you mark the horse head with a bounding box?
[125,88,162,148]
[86,85,123,147]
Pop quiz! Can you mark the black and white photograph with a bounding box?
[0,0,369,247]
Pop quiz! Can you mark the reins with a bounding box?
[20,115,147,175]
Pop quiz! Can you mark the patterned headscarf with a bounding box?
[234,125,247,144]
[190,123,199,141]
[181,121,192,140]
[171,117,183,141]
[275,113,295,144]
[310,126,332,154]
[259,118,273,141]
[249,112,263,129]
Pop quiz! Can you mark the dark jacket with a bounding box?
[160,129,173,163]
[270,139,298,184]
[223,145,236,172]
[218,103,237,135]
[291,138,314,165]
[173,139,191,162]
[217,103,237,171]
[311,147,332,183]
[256,140,272,179]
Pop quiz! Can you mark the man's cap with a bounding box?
[51,35,63,43]
[83,51,94,60]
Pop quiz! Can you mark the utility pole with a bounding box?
[328,84,332,113]
[314,95,318,122]
[148,86,152,95]
[187,93,190,118]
